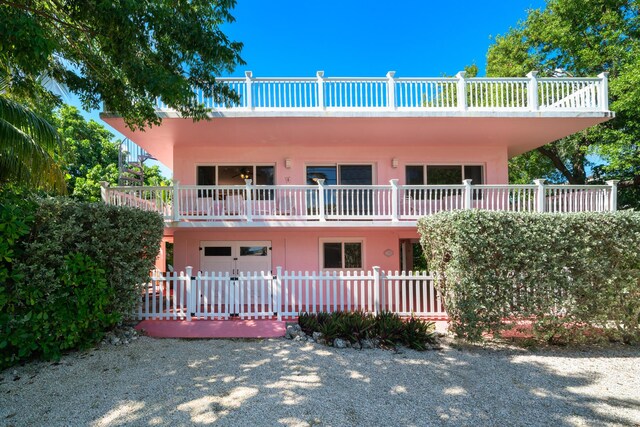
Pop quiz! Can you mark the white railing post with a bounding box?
[598,72,609,112]
[185,266,193,321]
[100,181,110,203]
[172,180,180,221]
[456,71,467,111]
[606,180,619,212]
[534,179,546,212]
[317,71,325,110]
[386,71,396,111]
[275,266,282,321]
[317,178,326,221]
[463,179,473,209]
[390,179,399,222]
[526,71,539,111]
[372,266,381,315]
[245,179,253,222]
[245,71,254,110]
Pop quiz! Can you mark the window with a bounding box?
[321,240,363,269]
[306,164,373,185]
[405,165,484,185]
[196,165,275,198]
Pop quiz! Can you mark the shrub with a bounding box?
[0,192,164,368]
[418,210,640,344]
[297,311,436,350]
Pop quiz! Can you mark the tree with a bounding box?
[1,0,244,130]
[0,78,66,193]
[486,0,640,208]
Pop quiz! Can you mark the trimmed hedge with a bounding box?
[418,210,640,344]
[1,193,164,367]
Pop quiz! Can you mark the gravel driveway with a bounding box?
[1,337,639,426]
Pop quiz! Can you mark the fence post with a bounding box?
[317,179,326,221]
[373,266,381,315]
[598,72,609,112]
[245,71,254,110]
[275,266,282,321]
[185,266,193,321]
[245,179,253,222]
[463,179,472,209]
[390,179,399,222]
[526,71,539,111]
[456,71,467,111]
[172,180,181,221]
[317,71,325,110]
[386,71,396,110]
[534,179,546,212]
[100,181,110,203]
[606,180,619,212]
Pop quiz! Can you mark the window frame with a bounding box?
[305,163,376,185]
[404,163,485,185]
[195,163,277,186]
[319,238,365,271]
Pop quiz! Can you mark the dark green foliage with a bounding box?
[0,190,164,368]
[298,311,436,350]
[373,311,405,347]
[418,210,640,344]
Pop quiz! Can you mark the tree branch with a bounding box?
[537,145,579,183]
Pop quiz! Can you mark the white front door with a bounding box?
[200,241,272,275]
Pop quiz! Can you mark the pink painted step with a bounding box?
[136,319,287,339]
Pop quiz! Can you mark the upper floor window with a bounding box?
[196,165,275,186]
[405,165,484,185]
[306,164,373,185]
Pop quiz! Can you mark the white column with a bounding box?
[463,179,473,209]
[456,71,467,111]
[100,181,109,203]
[185,266,193,321]
[390,179,399,222]
[526,71,539,111]
[317,179,326,221]
[598,72,609,112]
[372,266,381,315]
[534,179,546,212]
[275,266,283,321]
[606,180,619,212]
[317,71,325,110]
[245,179,253,222]
[386,71,396,111]
[245,71,254,110]
[172,180,181,221]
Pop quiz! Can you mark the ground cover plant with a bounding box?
[418,210,640,344]
[298,311,436,350]
[0,189,164,368]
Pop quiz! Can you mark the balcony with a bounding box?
[101,180,619,227]
[144,71,612,118]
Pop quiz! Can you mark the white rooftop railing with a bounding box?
[154,71,610,113]
[101,179,619,224]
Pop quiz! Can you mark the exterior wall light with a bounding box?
[285,158,292,169]
[391,158,399,168]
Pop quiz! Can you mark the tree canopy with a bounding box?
[1,0,244,130]
[486,0,640,208]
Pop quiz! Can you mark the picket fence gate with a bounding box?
[138,267,446,321]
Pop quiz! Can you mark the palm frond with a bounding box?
[0,95,66,193]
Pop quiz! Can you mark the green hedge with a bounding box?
[0,192,164,367]
[418,210,640,344]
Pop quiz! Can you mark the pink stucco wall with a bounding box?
[172,144,509,186]
[172,227,420,273]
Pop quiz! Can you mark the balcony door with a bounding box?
[307,164,373,216]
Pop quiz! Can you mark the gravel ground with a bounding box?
[1,337,639,427]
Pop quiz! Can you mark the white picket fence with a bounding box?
[138,267,446,321]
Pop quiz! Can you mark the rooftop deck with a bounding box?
[101,180,618,227]
[144,71,612,117]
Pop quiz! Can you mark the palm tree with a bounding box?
[0,77,66,193]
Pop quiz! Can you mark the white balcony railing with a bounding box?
[152,71,610,114]
[101,179,619,225]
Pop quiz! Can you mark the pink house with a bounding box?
[101,71,615,320]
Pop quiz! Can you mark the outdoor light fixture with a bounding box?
[392,158,399,168]
[285,158,292,169]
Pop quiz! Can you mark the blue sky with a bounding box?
[73,0,547,175]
